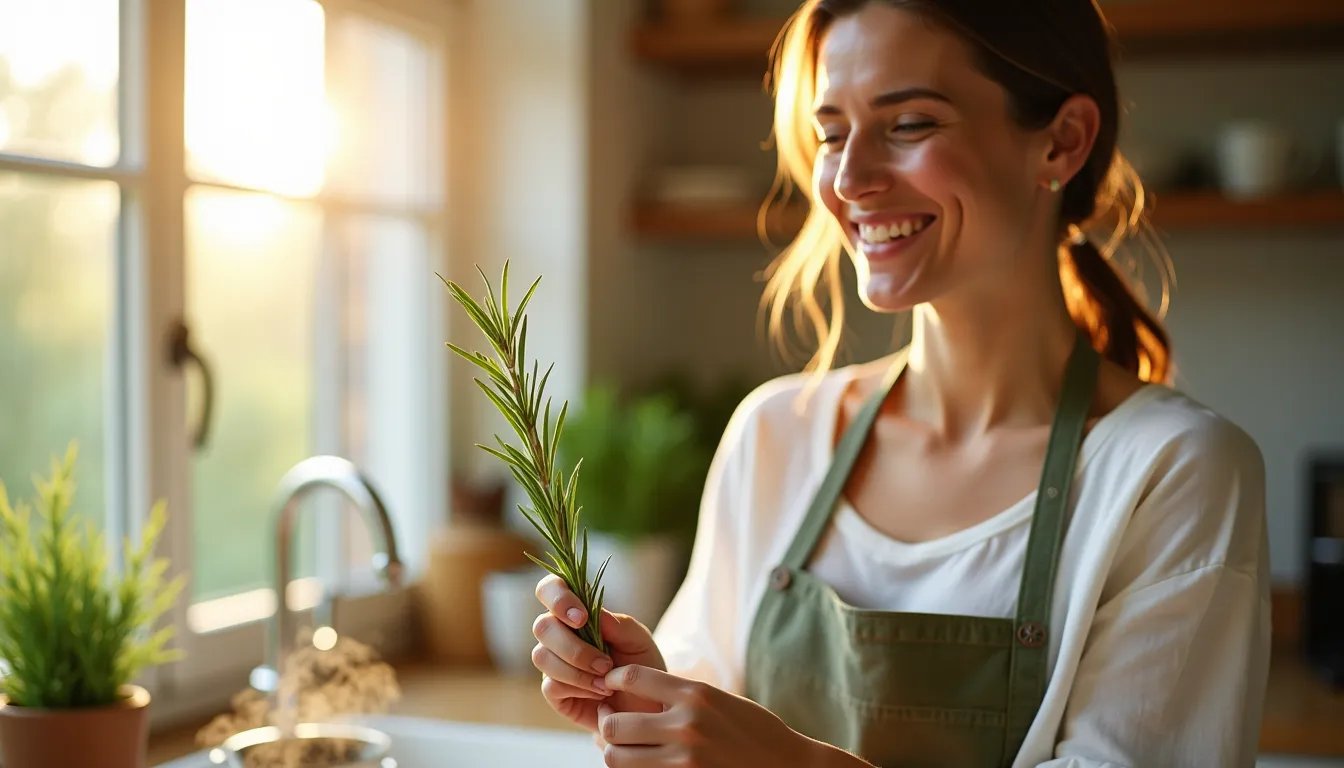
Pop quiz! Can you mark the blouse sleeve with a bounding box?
[1039,416,1273,768]
[651,396,753,695]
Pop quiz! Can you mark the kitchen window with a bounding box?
[0,0,451,720]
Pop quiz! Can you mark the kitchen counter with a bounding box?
[148,651,1344,764]
[1261,653,1344,756]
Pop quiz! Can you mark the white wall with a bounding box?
[1159,233,1344,584]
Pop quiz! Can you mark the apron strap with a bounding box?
[1002,330,1100,754]
[780,348,909,570]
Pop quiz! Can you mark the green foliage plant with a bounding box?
[0,442,185,709]
[556,383,708,543]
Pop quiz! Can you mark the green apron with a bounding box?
[745,332,1099,768]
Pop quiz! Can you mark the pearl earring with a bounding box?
[1049,179,1061,192]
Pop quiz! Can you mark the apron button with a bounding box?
[770,566,792,591]
[1017,621,1047,647]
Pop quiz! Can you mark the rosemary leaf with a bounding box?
[441,262,609,653]
[510,278,540,343]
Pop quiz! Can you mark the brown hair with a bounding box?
[760,0,1174,384]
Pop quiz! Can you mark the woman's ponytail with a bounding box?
[1060,236,1172,384]
[1056,149,1174,385]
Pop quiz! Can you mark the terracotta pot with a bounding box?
[0,684,151,768]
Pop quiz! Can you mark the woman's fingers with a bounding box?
[540,673,606,704]
[533,612,614,675]
[601,665,685,706]
[596,703,676,747]
[598,610,657,656]
[536,572,588,629]
[532,642,611,696]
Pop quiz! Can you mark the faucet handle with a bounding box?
[372,552,404,588]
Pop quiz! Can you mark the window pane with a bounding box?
[185,186,321,603]
[335,216,434,574]
[327,15,437,206]
[0,0,119,166]
[185,0,332,196]
[0,173,117,526]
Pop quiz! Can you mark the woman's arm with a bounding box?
[651,390,756,693]
[1041,415,1272,768]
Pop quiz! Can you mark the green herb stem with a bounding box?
[440,262,608,654]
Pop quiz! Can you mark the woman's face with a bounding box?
[811,4,1059,313]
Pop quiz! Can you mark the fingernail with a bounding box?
[567,608,584,626]
[591,657,612,675]
[598,703,612,718]
[593,678,608,693]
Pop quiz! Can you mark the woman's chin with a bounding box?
[858,273,925,314]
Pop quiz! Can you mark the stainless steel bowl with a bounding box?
[209,722,396,767]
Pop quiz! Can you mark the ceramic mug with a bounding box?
[1216,120,1315,199]
[481,566,548,677]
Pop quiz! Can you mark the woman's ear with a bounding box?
[1039,94,1101,190]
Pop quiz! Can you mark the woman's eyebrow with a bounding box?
[814,87,952,117]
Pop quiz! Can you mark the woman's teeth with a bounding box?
[858,218,929,244]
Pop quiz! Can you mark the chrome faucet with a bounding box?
[249,455,404,702]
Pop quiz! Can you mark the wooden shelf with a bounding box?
[1104,0,1344,44]
[631,18,786,73]
[1147,189,1344,230]
[632,190,1344,241]
[632,0,1344,72]
[632,199,806,240]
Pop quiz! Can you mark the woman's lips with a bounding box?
[852,214,936,261]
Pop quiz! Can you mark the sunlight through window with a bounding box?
[0,0,119,165]
[185,0,336,197]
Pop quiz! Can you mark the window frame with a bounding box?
[0,0,455,729]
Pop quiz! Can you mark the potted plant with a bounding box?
[0,442,184,768]
[555,382,711,626]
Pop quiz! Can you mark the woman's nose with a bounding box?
[834,135,891,203]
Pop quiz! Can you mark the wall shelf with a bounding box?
[631,199,805,240]
[632,190,1344,241]
[632,0,1344,73]
[1147,190,1344,230]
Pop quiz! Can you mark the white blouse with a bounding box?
[652,356,1272,768]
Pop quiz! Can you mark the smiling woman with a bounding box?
[764,0,1172,388]
[526,2,1271,768]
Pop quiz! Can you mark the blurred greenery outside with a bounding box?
[0,24,317,603]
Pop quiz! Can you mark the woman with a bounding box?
[530,1,1271,766]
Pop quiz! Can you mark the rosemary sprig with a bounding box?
[439,261,609,654]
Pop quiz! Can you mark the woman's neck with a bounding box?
[901,268,1080,440]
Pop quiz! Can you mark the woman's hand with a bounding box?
[533,573,667,731]
[594,664,857,768]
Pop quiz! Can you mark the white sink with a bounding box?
[157,714,602,768]
[156,717,1344,768]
